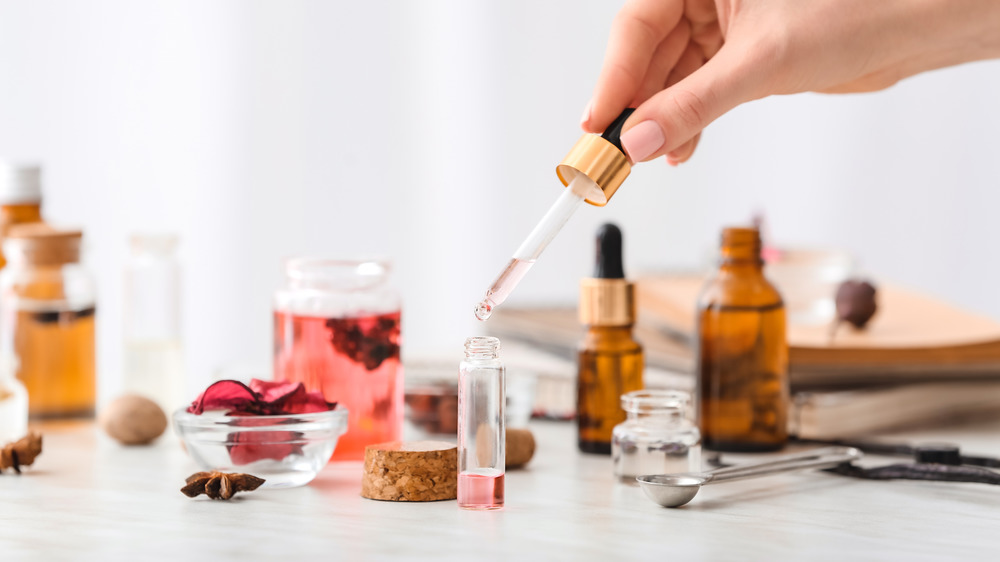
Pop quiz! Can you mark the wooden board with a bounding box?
[636,275,1000,386]
[636,275,1000,349]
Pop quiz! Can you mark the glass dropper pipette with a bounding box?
[474,175,600,321]
[474,108,636,321]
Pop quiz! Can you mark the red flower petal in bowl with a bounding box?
[253,379,337,414]
[187,380,259,415]
[284,388,336,413]
[226,430,305,464]
[249,379,303,405]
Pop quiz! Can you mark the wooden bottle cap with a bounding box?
[361,441,457,502]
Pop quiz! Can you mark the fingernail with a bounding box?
[579,100,593,128]
[666,158,679,167]
[620,120,665,162]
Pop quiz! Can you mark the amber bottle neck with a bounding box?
[717,227,764,272]
[0,202,42,228]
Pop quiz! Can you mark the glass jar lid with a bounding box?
[620,390,691,414]
[285,258,390,291]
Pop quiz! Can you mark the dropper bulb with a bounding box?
[594,223,625,279]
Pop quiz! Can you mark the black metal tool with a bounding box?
[790,437,1000,469]
[708,439,1000,486]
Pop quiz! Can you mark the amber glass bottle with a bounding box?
[697,227,788,452]
[0,225,96,418]
[0,163,44,269]
[577,224,644,454]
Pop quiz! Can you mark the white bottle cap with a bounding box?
[0,162,42,204]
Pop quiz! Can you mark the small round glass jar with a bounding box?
[0,224,96,418]
[272,258,402,461]
[611,390,701,482]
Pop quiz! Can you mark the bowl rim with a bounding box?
[173,406,349,428]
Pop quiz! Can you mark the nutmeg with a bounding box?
[99,394,168,445]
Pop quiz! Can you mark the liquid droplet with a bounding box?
[474,301,492,321]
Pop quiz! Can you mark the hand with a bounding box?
[582,0,1000,165]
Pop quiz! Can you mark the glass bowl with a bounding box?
[173,407,348,488]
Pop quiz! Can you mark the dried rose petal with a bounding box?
[281,387,335,413]
[249,379,336,414]
[185,378,338,464]
[249,379,303,404]
[226,430,304,464]
[187,380,259,415]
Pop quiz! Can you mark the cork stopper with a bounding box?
[4,223,82,266]
[361,441,458,502]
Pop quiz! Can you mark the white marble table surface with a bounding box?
[2,418,998,561]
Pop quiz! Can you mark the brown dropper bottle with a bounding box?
[697,227,788,452]
[577,223,644,454]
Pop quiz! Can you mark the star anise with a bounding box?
[181,471,265,500]
[0,432,43,474]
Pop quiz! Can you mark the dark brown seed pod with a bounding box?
[835,280,878,329]
[181,471,265,500]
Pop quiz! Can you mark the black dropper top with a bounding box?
[594,223,625,279]
[600,108,636,154]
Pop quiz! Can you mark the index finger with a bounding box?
[583,0,685,133]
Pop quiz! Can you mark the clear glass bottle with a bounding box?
[123,234,184,413]
[0,224,96,418]
[273,258,402,461]
[612,390,701,482]
[0,354,28,443]
[697,227,789,452]
[0,163,44,269]
[458,336,505,510]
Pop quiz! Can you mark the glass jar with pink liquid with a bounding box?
[273,258,402,461]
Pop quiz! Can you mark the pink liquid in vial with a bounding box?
[273,310,402,460]
[458,470,505,510]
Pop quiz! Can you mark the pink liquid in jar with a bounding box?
[273,309,402,460]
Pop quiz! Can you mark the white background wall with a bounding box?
[1,1,998,404]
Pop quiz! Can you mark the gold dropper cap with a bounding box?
[556,108,634,207]
[579,278,635,326]
[579,223,635,326]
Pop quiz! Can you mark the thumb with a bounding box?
[620,48,759,163]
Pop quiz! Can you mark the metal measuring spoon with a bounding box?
[637,446,863,508]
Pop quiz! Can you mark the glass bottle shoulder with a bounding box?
[579,325,642,353]
[698,267,783,310]
[0,262,96,308]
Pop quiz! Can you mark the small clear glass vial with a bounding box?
[612,390,701,482]
[124,233,184,413]
[458,336,505,510]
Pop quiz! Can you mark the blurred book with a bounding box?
[488,306,693,375]
[492,336,1000,437]
[791,381,1000,439]
[490,293,1000,437]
